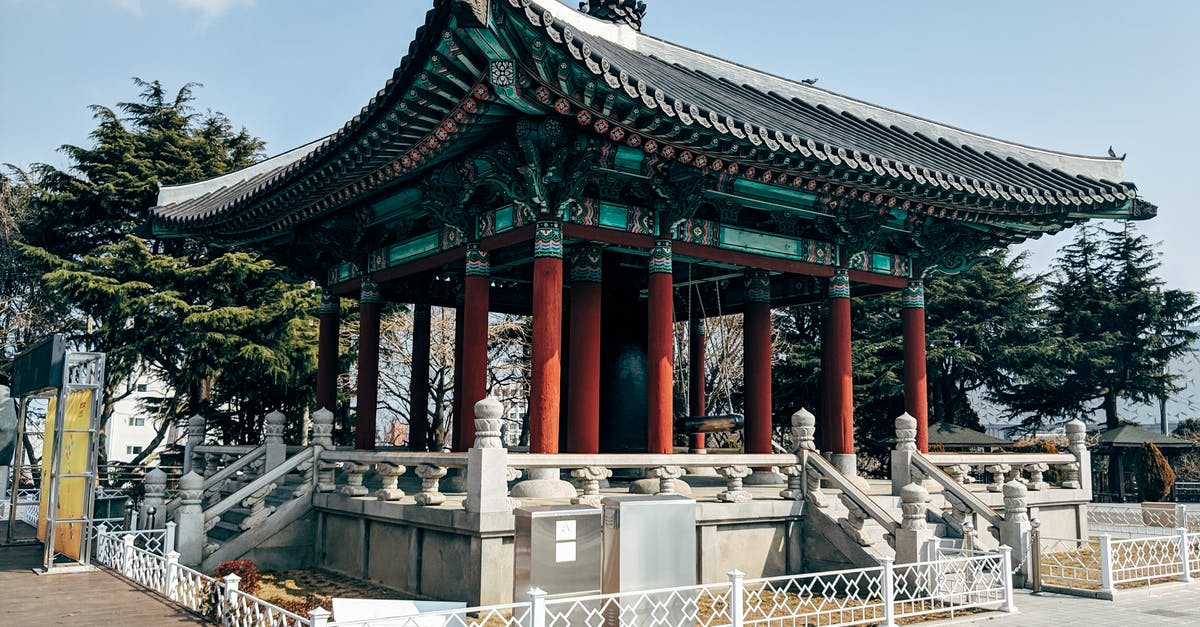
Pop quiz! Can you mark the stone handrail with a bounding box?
[194,444,258,456]
[803,449,900,535]
[202,447,315,529]
[505,453,796,468]
[911,452,1003,531]
[166,446,266,514]
[923,453,1075,465]
[318,450,470,467]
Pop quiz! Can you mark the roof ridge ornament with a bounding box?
[579,0,647,31]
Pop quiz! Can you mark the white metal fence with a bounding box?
[1037,531,1200,597]
[1,488,41,527]
[1088,504,1197,537]
[320,552,1013,627]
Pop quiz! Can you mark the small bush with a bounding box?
[214,559,262,595]
[1134,442,1176,502]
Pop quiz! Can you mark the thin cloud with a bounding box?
[101,0,255,19]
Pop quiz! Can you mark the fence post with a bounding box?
[165,551,180,601]
[1030,518,1042,593]
[727,570,745,627]
[1179,527,1192,583]
[878,558,896,627]
[1098,534,1115,598]
[221,573,241,623]
[999,545,1017,613]
[122,533,136,577]
[309,607,331,627]
[164,521,176,555]
[527,587,546,627]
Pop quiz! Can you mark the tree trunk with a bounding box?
[1104,392,1119,429]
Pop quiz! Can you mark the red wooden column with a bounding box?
[743,270,773,455]
[458,243,491,451]
[826,269,856,472]
[530,221,564,454]
[315,290,340,413]
[409,302,432,451]
[688,316,706,452]
[567,247,602,454]
[355,279,382,450]
[902,279,930,453]
[452,302,466,451]
[647,239,674,454]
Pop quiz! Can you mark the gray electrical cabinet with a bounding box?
[600,495,697,626]
[513,504,602,600]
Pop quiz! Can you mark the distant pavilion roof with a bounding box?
[1096,424,1195,449]
[879,421,1012,449]
[150,0,1154,258]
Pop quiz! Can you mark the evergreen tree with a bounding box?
[1134,441,1176,502]
[1015,224,1200,429]
[10,79,319,462]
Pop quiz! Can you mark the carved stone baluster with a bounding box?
[900,483,929,531]
[716,466,753,503]
[1025,463,1049,491]
[239,483,277,530]
[292,456,314,498]
[1059,460,1081,490]
[571,466,612,507]
[185,414,206,475]
[414,464,447,506]
[837,493,871,546]
[648,466,685,495]
[375,463,407,501]
[941,491,969,535]
[338,463,370,497]
[1064,419,1089,490]
[204,453,220,479]
[311,409,336,493]
[805,465,828,507]
[780,465,804,500]
[985,464,1010,493]
[945,464,971,485]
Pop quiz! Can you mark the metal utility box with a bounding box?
[600,495,697,592]
[513,504,602,600]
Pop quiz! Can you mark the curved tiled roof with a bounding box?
[153,0,1148,238]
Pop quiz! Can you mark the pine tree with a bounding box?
[1134,441,1176,502]
[10,79,320,462]
[1018,224,1200,429]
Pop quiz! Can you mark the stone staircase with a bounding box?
[196,446,317,572]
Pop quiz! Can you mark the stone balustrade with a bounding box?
[923,452,1079,491]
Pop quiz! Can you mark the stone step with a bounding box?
[208,520,241,542]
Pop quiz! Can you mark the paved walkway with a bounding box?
[933,583,1200,626]
[0,522,205,625]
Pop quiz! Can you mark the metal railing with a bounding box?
[318,552,1014,627]
[1088,504,1197,537]
[1035,530,1200,597]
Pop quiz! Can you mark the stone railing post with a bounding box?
[891,413,917,495]
[790,408,816,452]
[375,462,407,501]
[173,471,205,567]
[985,464,1011,493]
[165,551,180,601]
[717,466,753,503]
[571,466,612,507]
[311,408,337,492]
[780,464,804,500]
[465,396,520,514]
[894,482,932,564]
[142,467,167,529]
[945,464,971,485]
[183,414,205,475]
[998,480,1032,579]
[264,410,287,470]
[1065,419,1091,494]
[164,521,176,555]
[414,464,447,506]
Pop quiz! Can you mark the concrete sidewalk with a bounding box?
[933,583,1200,626]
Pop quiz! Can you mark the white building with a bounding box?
[104,374,179,463]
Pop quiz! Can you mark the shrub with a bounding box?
[214,559,262,595]
[1134,442,1176,502]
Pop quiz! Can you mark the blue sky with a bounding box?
[2,0,1198,291]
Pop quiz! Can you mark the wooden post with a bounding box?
[458,244,491,451]
[744,270,773,456]
[567,248,602,453]
[901,280,930,453]
[688,317,706,452]
[531,221,564,454]
[316,290,340,413]
[452,301,466,451]
[355,279,381,450]
[827,269,855,469]
[647,239,674,454]
[409,303,432,451]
